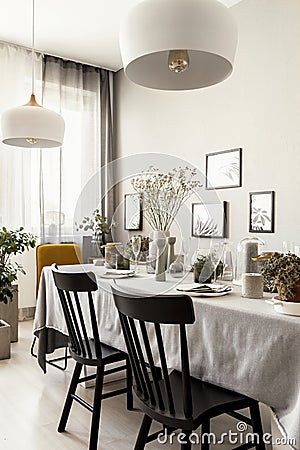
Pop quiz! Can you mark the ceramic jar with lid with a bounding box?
[234,237,265,285]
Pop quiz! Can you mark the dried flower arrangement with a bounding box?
[131,166,202,231]
[261,252,300,301]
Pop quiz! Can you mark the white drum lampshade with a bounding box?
[1,0,65,149]
[120,0,238,91]
[1,95,65,148]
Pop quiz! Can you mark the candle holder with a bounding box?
[242,273,263,299]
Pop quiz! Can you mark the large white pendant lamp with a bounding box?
[119,0,238,91]
[1,0,65,148]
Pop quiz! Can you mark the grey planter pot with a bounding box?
[0,288,18,342]
[0,320,11,360]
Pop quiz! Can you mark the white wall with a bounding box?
[16,0,300,309]
[114,0,300,253]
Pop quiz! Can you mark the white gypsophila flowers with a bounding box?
[131,166,202,231]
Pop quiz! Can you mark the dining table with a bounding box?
[33,263,300,449]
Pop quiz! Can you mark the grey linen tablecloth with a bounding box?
[33,265,300,449]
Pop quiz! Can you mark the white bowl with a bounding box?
[266,296,300,316]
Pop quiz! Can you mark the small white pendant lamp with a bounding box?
[1,0,65,148]
[119,0,238,91]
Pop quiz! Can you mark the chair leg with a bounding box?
[46,345,70,371]
[202,420,211,450]
[134,415,152,450]
[126,359,134,410]
[58,362,82,432]
[31,335,69,371]
[250,403,265,450]
[30,336,37,357]
[88,366,104,450]
[181,431,192,450]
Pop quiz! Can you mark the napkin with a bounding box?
[177,283,232,293]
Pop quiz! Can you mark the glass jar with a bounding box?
[105,243,129,269]
[234,237,265,285]
[221,241,234,281]
[146,255,156,274]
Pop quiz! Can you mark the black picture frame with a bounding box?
[192,202,228,238]
[124,194,142,231]
[249,191,275,233]
[206,148,242,190]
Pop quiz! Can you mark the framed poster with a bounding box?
[124,194,142,231]
[192,202,228,238]
[206,148,242,189]
[249,191,275,233]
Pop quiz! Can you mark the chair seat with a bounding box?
[70,339,129,366]
[134,370,256,430]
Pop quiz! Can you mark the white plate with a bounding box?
[99,270,135,279]
[188,290,232,298]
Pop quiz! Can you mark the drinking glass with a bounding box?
[282,241,294,254]
[182,237,191,272]
[221,241,234,281]
[209,241,224,283]
[131,235,141,272]
[294,244,300,257]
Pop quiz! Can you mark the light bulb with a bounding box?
[26,137,38,145]
[168,50,190,73]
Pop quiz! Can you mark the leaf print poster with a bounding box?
[206,148,242,189]
[192,202,227,238]
[249,191,275,233]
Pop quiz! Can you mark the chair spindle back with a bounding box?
[112,288,195,418]
[52,266,101,361]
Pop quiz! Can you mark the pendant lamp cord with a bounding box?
[31,0,35,95]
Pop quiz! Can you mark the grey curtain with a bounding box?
[40,55,115,243]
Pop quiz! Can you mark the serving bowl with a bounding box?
[265,297,300,316]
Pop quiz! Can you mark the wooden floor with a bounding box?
[0,320,272,450]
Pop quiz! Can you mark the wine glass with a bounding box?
[182,237,191,272]
[131,235,141,272]
[209,241,224,283]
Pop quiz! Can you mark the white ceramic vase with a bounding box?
[149,230,170,277]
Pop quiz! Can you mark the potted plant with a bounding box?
[0,226,36,346]
[76,209,112,256]
[193,254,223,283]
[0,320,11,360]
[261,252,300,302]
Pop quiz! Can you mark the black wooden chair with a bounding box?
[51,265,133,450]
[112,287,265,450]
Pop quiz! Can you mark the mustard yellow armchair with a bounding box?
[32,243,83,370]
[36,243,82,297]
